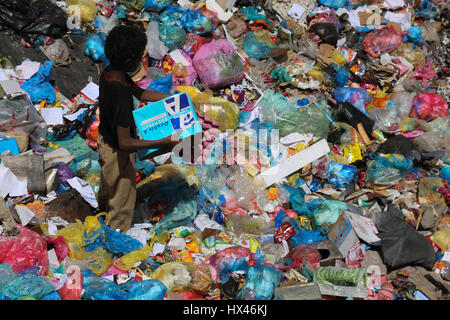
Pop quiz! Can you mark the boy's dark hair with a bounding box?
[104,25,147,69]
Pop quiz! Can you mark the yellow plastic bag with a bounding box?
[176,86,202,100]
[113,246,152,271]
[191,93,240,132]
[84,212,111,234]
[67,0,98,23]
[430,228,450,252]
[85,247,114,275]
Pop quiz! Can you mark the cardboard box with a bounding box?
[327,211,381,257]
[132,92,202,160]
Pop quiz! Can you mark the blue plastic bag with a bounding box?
[366,154,413,185]
[0,272,55,300]
[289,229,327,247]
[84,32,109,64]
[99,218,143,255]
[147,74,173,94]
[327,162,357,189]
[159,5,185,24]
[124,279,167,300]
[319,0,351,9]
[236,262,282,300]
[159,23,186,51]
[334,87,372,115]
[20,61,56,103]
[0,264,16,291]
[42,291,62,300]
[240,6,273,29]
[181,10,214,35]
[282,185,311,217]
[144,0,171,12]
[311,200,350,230]
[243,31,277,60]
[82,270,126,300]
[404,26,424,48]
[329,63,350,87]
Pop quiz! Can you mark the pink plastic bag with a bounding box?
[362,25,403,58]
[411,92,448,121]
[193,39,245,89]
[0,224,49,275]
[46,235,70,263]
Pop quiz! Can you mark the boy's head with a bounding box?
[104,25,147,72]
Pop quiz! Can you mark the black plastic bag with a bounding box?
[377,135,422,163]
[0,0,67,43]
[308,23,338,46]
[371,204,436,270]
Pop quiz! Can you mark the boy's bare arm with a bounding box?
[116,125,180,151]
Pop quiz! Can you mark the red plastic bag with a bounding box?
[279,244,322,271]
[0,224,49,275]
[57,265,84,300]
[411,92,448,121]
[46,235,70,263]
[362,25,403,58]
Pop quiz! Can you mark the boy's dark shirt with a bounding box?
[98,67,137,149]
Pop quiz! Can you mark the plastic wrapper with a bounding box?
[20,61,56,103]
[314,267,368,298]
[0,0,68,44]
[258,90,329,138]
[327,161,357,188]
[334,87,372,115]
[84,32,109,64]
[67,0,98,22]
[123,279,167,300]
[82,270,126,300]
[159,23,187,52]
[243,30,278,60]
[145,21,169,60]
[151,262,212,293]
[0,98,47,145]
[236,262,282,300]
[362,26,403,58]
[193,39,245,89]
[410,92,448,122]
[0,225,48,276]
[192,93,240,132]
[0,271,55,300]
[366,154,413,185]
[181,10,214,35]
[144,0,171,12]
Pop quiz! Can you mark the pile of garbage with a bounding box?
[0,0,449,300]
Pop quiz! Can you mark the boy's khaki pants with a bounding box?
[97,132,136,233]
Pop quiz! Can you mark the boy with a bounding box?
[98,25,180,232]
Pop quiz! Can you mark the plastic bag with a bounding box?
[82,270,126,300]
[0,225,48,276]
[144,0,171,12]
[410,92,448,122]
[145,21,169,60]
[318,0,347,9]
[289,229,327,248]
[0,0,67,44]
[45,236,70,263]
[281,244,322,271]
[84,247,113,275]
[243,30,278,60]
[0,98,47,144]
[159,50,197,86]
[151,262,212,293]
[114,246,152,271]
[0,264,17,291]
[94,13,118,34]
[181,10,214,35]
[191,93,240,131]
[182,33,207,58]
[308,23,338,46]
[0,271,55,300]
[147,74,173,94]
[20,61,56,103]
[327,162,357,189]
[362,25,403,58]
[430,228,450,252]
[258,90,329,138]
[159,5,184,24]
[66,0,98,22]
[193,39,245,89]
[84,32,109,64]
[159,23,187,52]
[40,39,71,67]
[225,16,247,38]
[311,200,351,230]
[124,279,167,300]
[334,87,372,115]
[55,162,76,188]
[297,35,319,59]
[366,154,413,185]
[236,262,282,300]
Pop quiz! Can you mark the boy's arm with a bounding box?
[116,125,180,152]
[129,80,170,102]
